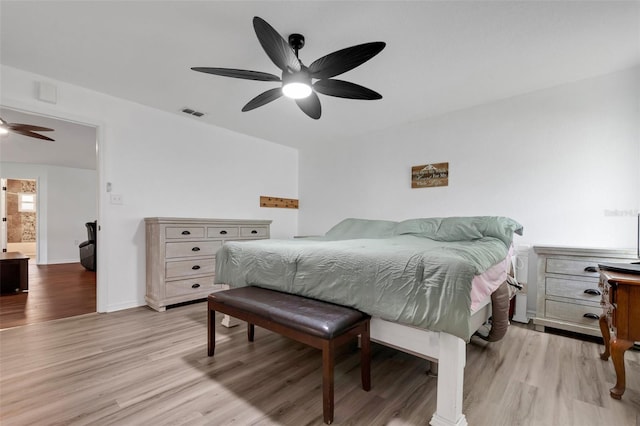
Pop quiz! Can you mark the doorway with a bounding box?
[2,178,38,260]
[0,106,99,328]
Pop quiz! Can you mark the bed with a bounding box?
[214,216,523,426]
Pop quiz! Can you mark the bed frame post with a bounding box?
[430,332,468,426]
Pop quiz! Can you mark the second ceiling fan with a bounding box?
[192,17,386,119]
[0,116,55,141]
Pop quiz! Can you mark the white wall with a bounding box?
[3,64,637,316]
[298,67,640,313]
[1,65,299,312]
[0,162,97,264]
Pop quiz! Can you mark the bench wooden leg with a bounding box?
[208,308,216,356]
[247,323,255,342]
[361,322,371,391]
[322,339,335,424]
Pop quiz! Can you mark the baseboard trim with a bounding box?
[46,258,80,265]
[105,300,141,313]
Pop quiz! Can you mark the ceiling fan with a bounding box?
[192,16,386,119]
[0,116,55,141]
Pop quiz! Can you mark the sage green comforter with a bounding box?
[215,216,522,341]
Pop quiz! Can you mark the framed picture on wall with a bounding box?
[411,162,449,188]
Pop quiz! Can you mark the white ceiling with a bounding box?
[1,1,639,151]
[0,107,97,170]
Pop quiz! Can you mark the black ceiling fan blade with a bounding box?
[295,92,321,119]
[242,88,283,112]
[9,123,54,132]
[191,67,281,82]
[11,129,55,141]
[253,17,301,73]
[313,79,382,100]
[308,42,386,79]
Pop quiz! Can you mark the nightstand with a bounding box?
[598,269,640,400]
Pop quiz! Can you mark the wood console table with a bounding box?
[598,269,640,399]
[0,252,30,293]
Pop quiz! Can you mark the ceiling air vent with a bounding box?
[181,108,205,117]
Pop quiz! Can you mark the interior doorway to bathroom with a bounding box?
[1,178,38,261]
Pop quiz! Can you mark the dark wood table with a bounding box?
[598,269,640,399]
[0,252,30,293]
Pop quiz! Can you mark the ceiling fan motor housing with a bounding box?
[288,33,305,54]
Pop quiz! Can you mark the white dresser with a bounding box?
[145,217,271,311]
[533,246,636,336]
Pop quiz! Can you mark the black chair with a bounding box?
[79,221,96,271]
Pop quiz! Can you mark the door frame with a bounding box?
[1,178,6,253]
[0,100,106,312]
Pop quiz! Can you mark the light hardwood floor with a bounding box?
[1,302,638,426]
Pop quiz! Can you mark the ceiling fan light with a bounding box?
[282,82,312,99]
[0,126,8,135]
[281,69,312,99]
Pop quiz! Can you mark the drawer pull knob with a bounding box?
[584,288,601,296]
[192,283,200,289]
[583,313,600,320]
[584,266,598,273]
[181,230,191,235]
[251,230,258,234]
[220,230,227,235]
[192,247,200,252]
[192,265,201,270]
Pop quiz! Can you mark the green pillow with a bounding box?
[396,216,523,247]
[325,218,398,240]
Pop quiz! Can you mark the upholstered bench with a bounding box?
[207,286,371,424]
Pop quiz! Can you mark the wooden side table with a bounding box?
[598,269,640,399]
[0,252,30,293]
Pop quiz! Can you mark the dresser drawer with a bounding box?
[166,258,215,279]
[240,226,268,238]
[166,226,205,239]
[546,258,601,277]
[165,241,222,258]
[165,276,219,298]
[208,226,239,238]
[545,300,602,327]
[545,276,602,302]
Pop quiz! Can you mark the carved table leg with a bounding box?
[599,314,610,361]
[609,338,633,399]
